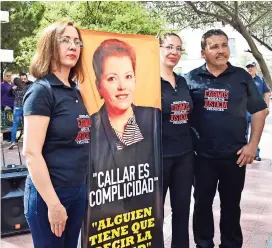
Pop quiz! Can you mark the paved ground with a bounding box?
[1,102,272,248]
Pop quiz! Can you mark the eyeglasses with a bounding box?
[160,45,184,54]
[58,37,83,48]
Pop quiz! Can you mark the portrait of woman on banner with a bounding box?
[80,36,163,248]
[89,38,161,215]
[92,39,155,150]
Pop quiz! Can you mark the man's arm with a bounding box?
[264,92,271,106]
[1,83,5,98]
[264,92,270,115]
[262,78,271,115]
[249,110,266,147]
[237,109,266,166]
[7,85,16,97]
[237,73,267,166]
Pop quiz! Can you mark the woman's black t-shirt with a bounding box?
[23,73,91,187]
[161,73,193,158]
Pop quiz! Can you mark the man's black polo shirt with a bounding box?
[23,73,91,187]
[185,62,267,159]
[161,73,193,157]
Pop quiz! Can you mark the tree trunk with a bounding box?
[236,20,272,88]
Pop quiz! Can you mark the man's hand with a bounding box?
[237,143,257,167]
[12,85,17,90]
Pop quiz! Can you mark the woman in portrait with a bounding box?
[92,39,146,150]
[82,39,162,248]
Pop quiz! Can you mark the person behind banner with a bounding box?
[160,33,194,248]
[23,21,90,248]
[8,76,32,149]
[84,38,162,247]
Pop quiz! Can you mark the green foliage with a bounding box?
[1,1,165,73]
[39,1,164,34]
[1,1,45,72]
[14,36,38,72]
[1,1,45,49]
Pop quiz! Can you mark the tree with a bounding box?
[1,1,45,72]
[249,7,272,51]
[40,1,164,34]
[151,1,272,88]
[1,1,165,73]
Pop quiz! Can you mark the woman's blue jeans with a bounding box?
[11,107,23,143]
[24,177,87,248]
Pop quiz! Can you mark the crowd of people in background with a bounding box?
[1,69,33,148]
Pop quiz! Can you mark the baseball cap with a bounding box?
[246,61,256,67]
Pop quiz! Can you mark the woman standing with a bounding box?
[23,21,90,248]
[160,33,194,248]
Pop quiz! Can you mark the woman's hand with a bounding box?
[48,202,68,237]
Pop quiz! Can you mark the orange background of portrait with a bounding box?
[79,29,161,115]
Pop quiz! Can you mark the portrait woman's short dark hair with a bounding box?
[92,39,136,89]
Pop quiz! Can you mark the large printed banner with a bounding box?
[79,30,163,248]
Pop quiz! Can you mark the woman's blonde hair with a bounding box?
[30,20,84,83]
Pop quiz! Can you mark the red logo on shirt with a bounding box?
[75,115,91,144]
[170,101,190,124]
[204,88,229,112]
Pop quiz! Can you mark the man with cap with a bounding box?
[246,61,271,161]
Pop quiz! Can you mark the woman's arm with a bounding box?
[23,115,67,237]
